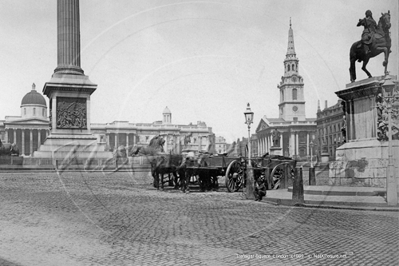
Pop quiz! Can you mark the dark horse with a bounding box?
[349,11,391,82]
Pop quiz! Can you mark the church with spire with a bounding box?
[255,19,317,160]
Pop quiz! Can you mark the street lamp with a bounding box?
[310,141,314,168]
[244,103,255,200]
[381,76,398,206]
[309,140,316,185]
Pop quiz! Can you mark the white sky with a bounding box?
[0,0,397,143]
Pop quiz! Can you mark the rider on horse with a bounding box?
[359,10,377,55]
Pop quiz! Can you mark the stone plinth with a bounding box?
[270,147,282,156]
[33,134,112,159]
[330,75,399,189]
[321,153,329,163]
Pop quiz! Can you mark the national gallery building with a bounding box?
[0,84,215,157]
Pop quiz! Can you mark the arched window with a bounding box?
[292,64,295,71]
[287,65,290,71]
[33,108,36,116]
[292,88,297,100]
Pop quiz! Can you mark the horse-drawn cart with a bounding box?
[181,154,237,192]
[150,149,296,198]
[224,155,297,199]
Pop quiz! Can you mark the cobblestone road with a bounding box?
[0,171,398,266]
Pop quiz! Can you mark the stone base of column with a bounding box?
[33,134,112,159]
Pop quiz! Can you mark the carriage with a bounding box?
[151,150,296,198]
[223,154,297,199]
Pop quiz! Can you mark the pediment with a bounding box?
[255,118,270,132]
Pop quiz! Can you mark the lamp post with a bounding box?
[381,76,398,206]
[309,140,316,185]
[244,103,255,200]
[310,141,314,168]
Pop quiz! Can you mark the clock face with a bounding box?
[292,106,298,112]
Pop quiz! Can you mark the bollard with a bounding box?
[309,167,316,185]
[280,165,287,189]
[265,167,272,190]
[292,167,304,205]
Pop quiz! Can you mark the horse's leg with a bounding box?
[361,58,372,78]
[381,47,389,74]
[154,172,159,189]
[160,172,164,190]
[349,58,357,82]
[168,172,174,186]
[374,45,389,74]
[173,171,179,189]
[185,169,190,193]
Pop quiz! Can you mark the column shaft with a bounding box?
[21,130,25,155]
[56,0,83,74]
[30,130,33,155]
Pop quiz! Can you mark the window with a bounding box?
[292,88,297,100]
[292,64,295,71]
[293,117,298,122]
[33,108,36,116]
[24,108,26,115]
[287,65,290,71]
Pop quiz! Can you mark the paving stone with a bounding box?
[0,172,397,265]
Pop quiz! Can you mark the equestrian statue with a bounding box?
[349,10,391,82]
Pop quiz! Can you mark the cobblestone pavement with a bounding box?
[0,171,398,266]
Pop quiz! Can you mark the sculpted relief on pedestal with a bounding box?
[56,97,87,129]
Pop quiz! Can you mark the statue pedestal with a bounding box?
[270,147,282,156]
[329,75,399,190]
[321,152,330,163]
[34,73,112,162]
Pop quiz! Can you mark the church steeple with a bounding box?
[284,18,299,76]
[286,18,296,58]
[277,18,305,122]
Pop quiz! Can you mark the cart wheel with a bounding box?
[225,160,244,192]
[271,164,286,189]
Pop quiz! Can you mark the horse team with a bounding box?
[150,152,219,193]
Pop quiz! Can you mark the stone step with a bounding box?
[287,185,386,196]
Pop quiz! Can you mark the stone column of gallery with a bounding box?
[34,0,111,159]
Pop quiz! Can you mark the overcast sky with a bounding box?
[0,0,397,142]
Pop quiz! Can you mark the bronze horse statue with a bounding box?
[349,11,391,82]
[128,135,165,156]
[0,139,19,156]
[101,135,166,171]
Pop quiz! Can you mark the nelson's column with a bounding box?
[34,0,111,160]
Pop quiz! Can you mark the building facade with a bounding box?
[255,20,317,160]
[0,87,215,156]
[315,100,345,160]
[215,136,227,154]
[0,84,50,156]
